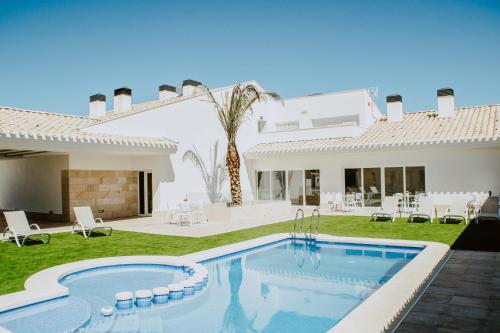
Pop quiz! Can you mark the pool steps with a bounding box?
[113,263,208,310]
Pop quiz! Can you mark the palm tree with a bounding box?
[182,140,227,204]
[206,83,281,205]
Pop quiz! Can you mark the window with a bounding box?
[257,118,266,133]
[406,166,425,194]
[257,170,286,200]
[363,168,381,207]
[305,170,320,206]
[256,171,271,200]
[271,171,286,200]
[344,168,361,194]
[311,115,359,128]
[288,170,303,205]
[385,167,404,196]
[275,121,299,131]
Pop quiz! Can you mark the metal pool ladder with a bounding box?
[291,208,304,238]
[308,209,320,240]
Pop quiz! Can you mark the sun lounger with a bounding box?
[2,211,51,247]
[442,197,468,224]
[371,196,398,222]
[408,197,433,223]
[72,206,112,238]
[475,196,499,224]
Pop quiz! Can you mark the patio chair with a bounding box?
[408,196,433,223]
[177,202,192,226]
[191,203,208,224]
[72,206,112,238]
[331,192,344,211]
[354,192,363,208]
[371,196,398,222]
[2,211,51,247]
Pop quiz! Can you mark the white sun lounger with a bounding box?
[443,197,468,224]
[72,206,112,238]
[371,196,398,222]
[408,197,433,223]
[2,211,51,247]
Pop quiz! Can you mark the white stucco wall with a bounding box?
[249,145,500,203]
[0,155,69,214]
[83,87,379,208]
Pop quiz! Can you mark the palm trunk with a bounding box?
[226,142,242,205]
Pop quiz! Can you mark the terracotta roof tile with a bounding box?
[0,106,175,149]
[246,105,500,156]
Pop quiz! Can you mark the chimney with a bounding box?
[159,84,178,100]
[182,79,202,96]
[386,94,403,122]
[437,88,454,117]
[114,87,132,113]
[89,94,106,118]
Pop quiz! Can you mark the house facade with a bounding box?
[0,80,498,223]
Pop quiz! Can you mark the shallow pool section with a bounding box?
[0,239,421,333]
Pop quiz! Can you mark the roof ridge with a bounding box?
[0,105,91,120]
[402,103,500,115]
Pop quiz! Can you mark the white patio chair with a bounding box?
[371,196,398,222]
[354,192,363,208]
[408,196,433,223]
[177,202,193,226]
[2,211,51,247]
[72,206,112,238]
[191,203,208,224]
[331,192,344,211]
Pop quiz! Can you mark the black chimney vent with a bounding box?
[386,94,402,103]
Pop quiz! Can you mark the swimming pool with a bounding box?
[0,234,448,333]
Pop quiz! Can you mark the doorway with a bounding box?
[138,171,153,215]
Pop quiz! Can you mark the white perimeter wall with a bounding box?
[0,155,69,214]
[250,146,500,202]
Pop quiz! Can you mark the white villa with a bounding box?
[0,80,499,223]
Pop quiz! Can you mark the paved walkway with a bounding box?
[396,250,500,332]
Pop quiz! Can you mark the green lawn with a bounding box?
[0,215,466,295]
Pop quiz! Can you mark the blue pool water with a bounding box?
[0,239,421,333]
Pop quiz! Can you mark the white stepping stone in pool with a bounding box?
[100,306,114,316]
[152,287,170,304]
[168,283,184,300]
[180,279,196,296]
[135,290,153,307]
[115,291,134,309]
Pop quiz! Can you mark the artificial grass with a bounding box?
[0,215,466,295]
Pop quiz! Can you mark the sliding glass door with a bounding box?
[344,166,426,207]
[405,166,425,194]
[363,168,381,207]
[288,170,304,205]
[271,171,286,200]
[305,170,320,206]
[344,168,361,194]
[256,171,271,200]
[384,167,404,196]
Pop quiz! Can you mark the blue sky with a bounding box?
[0,0,499,116]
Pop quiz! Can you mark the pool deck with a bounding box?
[395,250,500,333]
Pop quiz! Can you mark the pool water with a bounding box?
[0,240,421,333]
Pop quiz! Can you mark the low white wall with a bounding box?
[0,155,68,214]
[250,146,500,203]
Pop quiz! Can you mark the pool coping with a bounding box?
[0,234,449,333]
[181,233,449,333]
[0,256,199,314]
